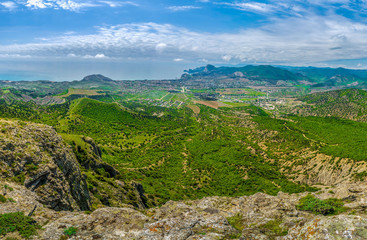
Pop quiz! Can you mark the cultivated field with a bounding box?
[58,88,105,97]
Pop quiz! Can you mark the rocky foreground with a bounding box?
[1,179,367,239]
[1,119,367,239]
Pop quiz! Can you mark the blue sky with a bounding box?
[2,0,367,80]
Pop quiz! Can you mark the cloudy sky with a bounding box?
[2,0,367,80]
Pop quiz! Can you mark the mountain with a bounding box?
[282,66,367,87]
[183,64,301,85]
[182,64,367,89]
[80,74,114,83]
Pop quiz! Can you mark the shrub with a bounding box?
[0,194,7,203]
[4,185,13,191]
[0,212,40,238]
[12,173,25,185]
[297,194,346,215]
[63,226,77,236]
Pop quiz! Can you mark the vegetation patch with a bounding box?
[297,194,347,215]
[259,219,288,237]
[227,214,244,232]
[0,194,7,203]
[63,226,77,236]
[0,212,40,239]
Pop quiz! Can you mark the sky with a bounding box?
[2,0,367,80]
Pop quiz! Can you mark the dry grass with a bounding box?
[187,104,201,114]
[194,100,219,109]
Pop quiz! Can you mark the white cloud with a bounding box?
[25,0,98,10]
[19,0,137,11]
[0,1,17,10]
[222,55,232,61]
[67,53,108,59]
[95,53,107,58]
[2,17,367,66]
[100,1,138,8]
[224,2,276,13]
[155,43,167,53]
[167,5,201,11]
[173,58,184,62]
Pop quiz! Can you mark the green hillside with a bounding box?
[292,89,367,121]
[3,88,367,206]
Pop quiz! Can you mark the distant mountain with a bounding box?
[183,64,367,88]
[183,64,301,85]
[80,74,114,83]
[280,66,367,87]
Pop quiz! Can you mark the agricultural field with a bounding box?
[58,88,106,97]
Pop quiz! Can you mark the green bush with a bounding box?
[0,194,7,203]
[63,226,77,236]
[4,185,13,191]
[0,212,40,238]
[297,194,346,215]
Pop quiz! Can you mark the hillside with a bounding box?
[3,96,367,205]
[290,89,367,121]
[0,119,367,239]
[3,74,367,239]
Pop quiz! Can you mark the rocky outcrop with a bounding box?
[2,178,367,239]
[0,119,91,211]
[38,182,367,240]
[65,134,150,209]
[77,136,119,178]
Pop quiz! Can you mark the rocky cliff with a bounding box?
[0,119,148,211]
[0,119,91,211]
